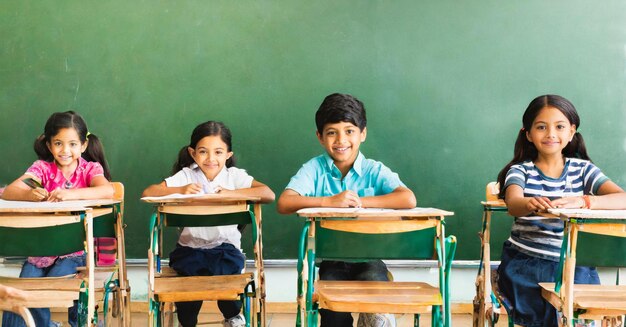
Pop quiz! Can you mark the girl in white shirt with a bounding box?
[142,121,274,327]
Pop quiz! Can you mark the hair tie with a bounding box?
[86,131,91,139]
[520,127,525,132]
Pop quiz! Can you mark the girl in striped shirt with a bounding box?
[495,94,626,326]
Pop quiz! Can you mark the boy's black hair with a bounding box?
[315,93,367,134]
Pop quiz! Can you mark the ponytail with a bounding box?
[172,145,195,175]
[33,134,52,161]
[83,133,111,181]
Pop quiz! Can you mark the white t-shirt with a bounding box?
[164,164,254,249]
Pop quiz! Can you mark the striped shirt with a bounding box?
[503,158,609,261]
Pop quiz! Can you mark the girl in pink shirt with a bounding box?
[1,111,114,327]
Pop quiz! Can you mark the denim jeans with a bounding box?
[497,242,600,327]
[2,255,85,327]
[318,259,390,327]
[169,243,246,327]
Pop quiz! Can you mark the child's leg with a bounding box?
[2,261,48,327]
[217,300,242,320]
[175,301,203,327]
[48,255,85,327]
[318,260,354,327]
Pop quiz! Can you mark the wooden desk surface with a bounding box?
[0,199,120,213]
[547,208,626,220]
[296,207,454,218]
[141,193,260,204]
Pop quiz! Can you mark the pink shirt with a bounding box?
[25,157,105,268]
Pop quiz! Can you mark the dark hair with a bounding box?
[315,93,367,134]
[34,111,111,180]
[496,94,590,198]
[172,121,235,174]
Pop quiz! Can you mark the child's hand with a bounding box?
[322,190,362,208]
[47,188,71,202]
[181,183,203,194]
[526,196,554,212]
[551,196,586,209]
[29,187,48,202]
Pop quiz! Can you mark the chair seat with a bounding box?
[0,276,82,308]
[539,283,626,315]
[154,273,254,303]
[313,280,442,314]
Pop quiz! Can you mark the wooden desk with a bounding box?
[296,207,454,327]
[539,208,626,326]
[0,199,120,327]
[141,193,265,327]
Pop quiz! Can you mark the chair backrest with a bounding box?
[573,232,626,267]
[162,208,258,245]
[486,182,500,202]
[0,215,86,257]
[93,182,124,238]
[315,223,437,260]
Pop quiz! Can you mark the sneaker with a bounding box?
[50,322,63,327]
[357,313,396,327]
[223,313,246,327]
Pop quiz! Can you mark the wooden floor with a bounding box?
[44,311,507,326]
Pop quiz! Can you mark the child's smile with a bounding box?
[317,121,367,174]
[188,135,233,182]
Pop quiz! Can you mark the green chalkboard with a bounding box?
[1,1,625,260]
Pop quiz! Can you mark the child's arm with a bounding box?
[1,174,49,201]
[47,176,114,201]
[504,184,555,216]
[217,180,275,204]
[360,186,416,209]
[141,181,203,197]
[551,180,626,209]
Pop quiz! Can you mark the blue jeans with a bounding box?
[497,242,599,327]
[2,255,85,327]
[318,260,390,327]
[169,243,246,327]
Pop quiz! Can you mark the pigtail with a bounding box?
[563,132,591,161]
[226,154,236,168]
[497,128,537,198]
[82,133,112,181]
[172,145,195,175]
[33,134,53,161]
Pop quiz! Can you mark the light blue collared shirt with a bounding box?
[285,152,405,197]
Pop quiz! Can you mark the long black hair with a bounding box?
[34,111,111,180]
[172,121,235,174]
[496,95,591,198]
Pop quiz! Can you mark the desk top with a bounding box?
[0,199,120,213]
[546,208,626,220]
[141,193,260,204]
[296,207,454,218]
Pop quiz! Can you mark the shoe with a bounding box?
[223,313,246,327]
[50,321,63,327]
[357,313,396,327]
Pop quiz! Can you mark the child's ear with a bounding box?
[81,139,89,153]
[187,147,195,159]
[570,124,577,141]
[226,151,233,160]
[316,131,323,143]
[360,127,367,142]
[526,131,532,142]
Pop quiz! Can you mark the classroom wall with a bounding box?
[1,1,625,260]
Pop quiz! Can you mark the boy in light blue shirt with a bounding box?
[277,93,416,327]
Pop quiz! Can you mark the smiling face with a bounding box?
[46,127,87,172]
[526,106,576,159]
[188,135,233,181]
[317,121,367,173]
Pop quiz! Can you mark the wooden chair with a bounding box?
[296,207,456,327]
[0,202,107,326]
[472,182,514,327]
[146,195,265,327]
[538,209,626,326]
[0,284,36,327]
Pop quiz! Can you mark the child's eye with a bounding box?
[536,125,545,130]
[54,142,62,147]
[216,151,223,155]
[326,131,336,136]
[557,125,565,129]
[346,129,354,135]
